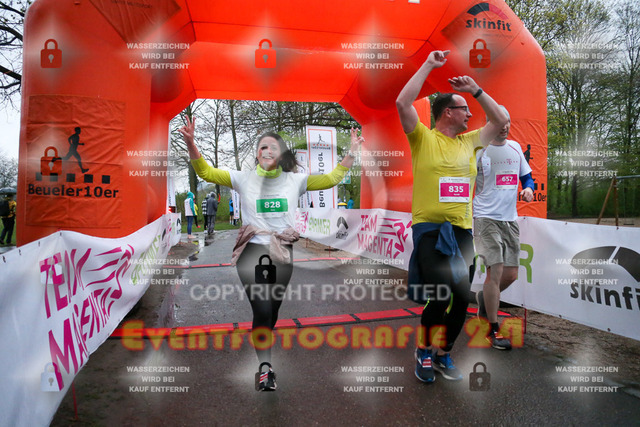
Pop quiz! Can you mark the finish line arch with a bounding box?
[17,0,547,245]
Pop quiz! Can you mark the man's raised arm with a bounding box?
[448,76,508,145]
[396,50,450,134]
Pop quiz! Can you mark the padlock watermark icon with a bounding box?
[40,146,62,176]
[469,39,491,68]
[255,39,276,68]
[41,39,62,68]
[255,254,276,284]
[41,363,62,392]
[469,361,491,391]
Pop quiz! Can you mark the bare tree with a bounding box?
[544,0,612,215]
[0,1,31,110]
[198,99,229,196]
[0,149,17,186]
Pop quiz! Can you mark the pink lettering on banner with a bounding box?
[496,174,517,186]
[41,244,134,389]
[356,214,412,259]
[295,210,309,234]
[356,233,394,257]
[360,214,378,232]
[380,216,412,258]
[440,182,470,198]
[48,319,78,390]
[40,253,65,318]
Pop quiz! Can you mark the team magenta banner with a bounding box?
[0,214,181,427]
[295,208,413,269]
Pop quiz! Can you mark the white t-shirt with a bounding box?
[473,140,532,221]
[230,169,308,245]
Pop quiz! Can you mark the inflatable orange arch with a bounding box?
[17,0,547,245]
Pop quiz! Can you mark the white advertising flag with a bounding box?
[306,126,338,209]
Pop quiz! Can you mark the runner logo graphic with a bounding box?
[31,127,117,199]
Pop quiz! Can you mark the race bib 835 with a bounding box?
[439,177,470,203]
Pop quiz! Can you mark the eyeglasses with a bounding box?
[447,105,470,113]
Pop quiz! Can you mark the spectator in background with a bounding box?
[0,194,16,245]
[206,192,218,235]
[184,191,196,238]
[202,193,209,231]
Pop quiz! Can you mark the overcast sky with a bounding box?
[0,107,20,160]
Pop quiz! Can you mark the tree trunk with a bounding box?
[571,175,578,217]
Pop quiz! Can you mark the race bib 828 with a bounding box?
[256,198,288,216]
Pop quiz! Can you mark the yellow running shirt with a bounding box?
[406,121,483,229]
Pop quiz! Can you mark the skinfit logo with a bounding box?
[567,246,640,311]
[465,2,512,32]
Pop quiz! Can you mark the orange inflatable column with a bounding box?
[358,98,431,213]
[17,0,159,244]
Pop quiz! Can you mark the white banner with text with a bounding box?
[0,214,181,427]
[306,126,338,209]
[295,209,640,342]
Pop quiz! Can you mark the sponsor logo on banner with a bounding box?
[309,216,331,235]
[296,151,311,209]
[0,214,180,426]
[336,216,349,240]
[25,96,126,229]
[564,246,640,312]
[357,213,412,259]
[131,233,165,285]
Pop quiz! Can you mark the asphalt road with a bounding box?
[52,229,640,426]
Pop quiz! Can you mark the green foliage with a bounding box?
[509,0,640,217]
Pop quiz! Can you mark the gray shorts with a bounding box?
[473,217,520,267]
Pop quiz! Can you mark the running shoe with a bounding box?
[414,347,435,383]
[476,290,487,319]
[433,353,463,381]
[256,362,277,391]
[487,330,512,350]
